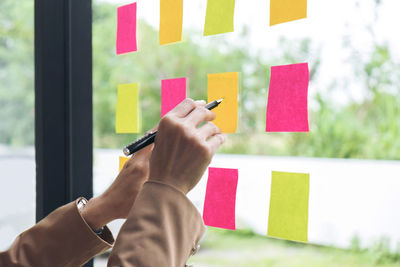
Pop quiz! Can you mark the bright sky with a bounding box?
[99,0,400,106]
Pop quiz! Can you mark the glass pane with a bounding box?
[0,0,35,251]
[93,0,400,266]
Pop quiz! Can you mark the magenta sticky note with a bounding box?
[116,2,137,55]
[203,167,238,230]
[266,63,309,132]
[161,78,187,117]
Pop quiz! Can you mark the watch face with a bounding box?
[77,198,88,211]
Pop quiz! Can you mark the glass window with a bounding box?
[93,0,400,266]
[0,0,35,251]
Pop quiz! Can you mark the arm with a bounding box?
[0,199,114,267]
[108,181,205,267]
[0,137,155,267]
[108,99,226,267]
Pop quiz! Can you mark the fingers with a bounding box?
[195,100,206,107]
[146,124,159,135]
[207,133,226,155]
[198,122,221,140]
[169,98,197,118]
[185,106,216,127]
[134,143,154,158]
[126,144,153,168]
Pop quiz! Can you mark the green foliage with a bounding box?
[91,2,400,160]
[1,0,400,160]
[187,228,400,266]
[0,0,34,146]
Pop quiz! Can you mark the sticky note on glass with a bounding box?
[270,0,307,26]
[119,156,129,172]
[266,63,309,132]
[204,0,235,36]
[268,171,309,242]
[161,77,187,117]
[207,72,238,133]
[159,0,183,45]
[203,167,238,230]
[116,83,139,133]
[116,2,137,54]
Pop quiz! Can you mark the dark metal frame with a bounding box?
[35,0,93,265]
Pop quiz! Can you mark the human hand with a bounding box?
[82,134,155,230]
[149,98,226,194]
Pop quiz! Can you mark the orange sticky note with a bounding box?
[270,0,307,26]
[119,156,129,172]
[160,0,183,45]
[207,72,238,133]
[116,83,139,133]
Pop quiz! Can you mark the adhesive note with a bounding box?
[266,63,309,132]
[119,156,129,172]
[203,167,238,230]
[160,0,183,45]
[207,72,238,133]
[270,0,307,26]
[161,77,187,117]
[203,0,235,36]
[268,171,309,242]
[116,2,137,54]
[116,83,139,133]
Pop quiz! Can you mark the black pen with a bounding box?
[123,98,223,156]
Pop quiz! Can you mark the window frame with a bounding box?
[35,1,93,265]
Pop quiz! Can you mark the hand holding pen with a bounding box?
[123,98,223,156]
[146,98,226,194]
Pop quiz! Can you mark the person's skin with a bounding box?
[149,99,226,194]
[81,98,225,230]
[81,144,155,230]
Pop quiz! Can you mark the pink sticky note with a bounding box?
[266,63,309,132]
[116,2,137,55]
[161,77,187,117]
[203,167,238,230]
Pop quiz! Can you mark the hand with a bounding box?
[82,136,155,230]
[149,98,226,194]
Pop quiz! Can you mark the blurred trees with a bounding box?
[0,0,34,146]
[1,0,399,160]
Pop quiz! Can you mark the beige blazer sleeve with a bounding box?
[108,181,206,267]
[0,199,114,267]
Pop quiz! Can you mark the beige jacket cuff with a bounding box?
[0,199,114,267]
[108,181,206,267]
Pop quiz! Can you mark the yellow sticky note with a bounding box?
[268,171,309,242]
[119,156,129,172]
[160,0,183,45]
[270,0,307,26]
[207,72,238,133]
[204,0,235,36]
[116,83,139,133]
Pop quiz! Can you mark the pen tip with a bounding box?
[217,98,223,103]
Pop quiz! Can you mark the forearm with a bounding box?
[82,196,117,231]
[0,199,114,267]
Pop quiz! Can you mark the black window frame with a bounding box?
[35,0,93,266]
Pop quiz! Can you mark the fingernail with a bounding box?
[195,100,206,106]
[221,134,227,142]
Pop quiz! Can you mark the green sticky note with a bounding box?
[267,171,309,242]
[203,0,235,36]
[116,83,139,133]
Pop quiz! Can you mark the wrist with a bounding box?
[148,178,189,195]
[81,196,112,230]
